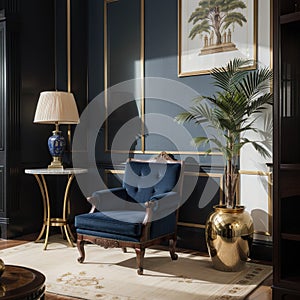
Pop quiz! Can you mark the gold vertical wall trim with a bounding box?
[67,0,71,93]
[104,0,108,152]
[267,171,273,235]
[67,0,71,148]
[253,0,258,65]
[141,0,145,153]
[219,171,223,204]
[270,0,273,70]
[67,124,71,149]
[177,0,182,76]
[269,0,274,96]
[54,0,57,89]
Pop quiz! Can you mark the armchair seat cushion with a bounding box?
[75,210,146,238]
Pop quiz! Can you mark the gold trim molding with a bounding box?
[67,0,72,148]
[67,0,71,93]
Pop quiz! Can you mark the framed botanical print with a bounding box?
[178,0,257,76]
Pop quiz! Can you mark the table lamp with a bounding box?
[34,91,79,169]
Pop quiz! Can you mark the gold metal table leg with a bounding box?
[33,173,75,249]
[33,174,51,250]
[33,174,47,243]
[62,174,75,247]
[40,174,51,250]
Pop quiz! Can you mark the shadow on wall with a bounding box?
[251,208,272,236]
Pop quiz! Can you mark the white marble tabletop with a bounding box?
[24,168,88,175]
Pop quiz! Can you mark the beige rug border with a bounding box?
[0,237,272,300]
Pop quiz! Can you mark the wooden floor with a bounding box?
[0,234,272,300]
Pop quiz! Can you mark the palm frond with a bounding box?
[174,112,197,124]
[193,136,210,146]
[241,138,271,158]
[211,58,254,93]
[247,93,273,115]
[237,67,273,102]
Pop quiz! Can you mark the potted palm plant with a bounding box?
[176,58,273,271]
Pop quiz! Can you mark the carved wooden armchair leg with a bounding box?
[169,238,178,260]
[135,247,145,275]
[77,237,86,263]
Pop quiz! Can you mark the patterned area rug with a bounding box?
[0,236,272,300]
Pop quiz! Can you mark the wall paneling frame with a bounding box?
[103,0,222,156]
[104,0,145,153]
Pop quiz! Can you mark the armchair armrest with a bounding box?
[88,187,128,213]
[150,191,180,212]
[143,191,180,223]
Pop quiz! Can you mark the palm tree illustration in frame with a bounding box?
[178,0,257,76]
[189,0,247,55]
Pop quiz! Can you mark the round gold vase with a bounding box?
[205,205,254,272]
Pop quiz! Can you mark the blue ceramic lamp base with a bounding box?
[48,129,66,169]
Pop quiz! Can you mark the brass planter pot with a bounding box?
[205,205,254,272]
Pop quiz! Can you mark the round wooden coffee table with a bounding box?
[0,265,45,299]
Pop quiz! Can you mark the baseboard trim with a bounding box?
[251,239,273,262]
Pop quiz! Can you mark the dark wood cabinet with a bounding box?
[273,0,300,298]
[0,9,20,238]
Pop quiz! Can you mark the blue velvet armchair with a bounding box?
[75,153,184,275]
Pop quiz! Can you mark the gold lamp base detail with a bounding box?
[48,157,64,170]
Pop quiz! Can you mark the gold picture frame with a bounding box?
[178,0,258,77]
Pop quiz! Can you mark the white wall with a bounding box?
[240,0,272,241]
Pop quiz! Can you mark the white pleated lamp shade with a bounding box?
[34,91,79,124]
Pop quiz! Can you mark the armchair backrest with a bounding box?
[123,156,183,204]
